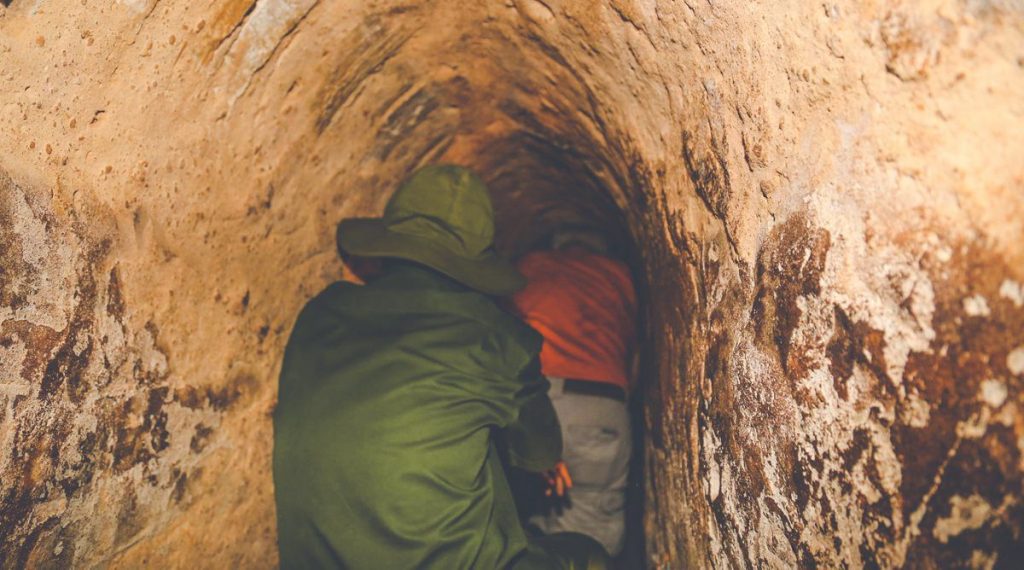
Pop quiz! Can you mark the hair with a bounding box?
[549,227,610,255]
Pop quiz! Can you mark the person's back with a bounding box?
[275,263,548,568]
[513,249,636,391]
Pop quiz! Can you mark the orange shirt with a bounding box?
[512,249,637,390]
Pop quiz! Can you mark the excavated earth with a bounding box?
[1,1,1023,568]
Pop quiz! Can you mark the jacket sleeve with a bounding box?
[502,355,562,472]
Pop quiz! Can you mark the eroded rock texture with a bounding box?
[1,1,1021,567]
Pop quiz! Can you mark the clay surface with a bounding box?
[1,0,1022,567]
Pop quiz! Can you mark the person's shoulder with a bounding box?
[306,280,359,306]
[282,282,351,349]
[294,281,359,322]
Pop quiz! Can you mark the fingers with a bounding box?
[558,462,573,489]
[542,462,573,498]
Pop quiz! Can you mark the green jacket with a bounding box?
[273,264,561,569]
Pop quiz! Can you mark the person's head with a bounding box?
[334,164,526,295]
[549,226,611,256]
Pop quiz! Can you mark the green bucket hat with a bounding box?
[336,164,526,295]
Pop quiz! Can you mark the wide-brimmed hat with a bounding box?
[336,164,526,295]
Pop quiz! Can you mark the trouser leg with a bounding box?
[531,378,631,556]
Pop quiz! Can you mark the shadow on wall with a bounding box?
[482,133,630,259]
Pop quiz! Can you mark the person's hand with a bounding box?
[543,461,573,498]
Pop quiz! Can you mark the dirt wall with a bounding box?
[1,1,1022,567]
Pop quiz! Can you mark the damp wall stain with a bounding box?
[0,172,246,567]
[682,197,1024,568]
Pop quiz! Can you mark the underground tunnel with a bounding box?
[2,1,1023,568]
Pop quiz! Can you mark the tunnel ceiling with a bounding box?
[2,0,1023,568]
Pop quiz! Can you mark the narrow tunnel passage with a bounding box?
[1,1,1022,568]
[475,128,650,567]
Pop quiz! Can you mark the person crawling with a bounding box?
[511,226,638,558]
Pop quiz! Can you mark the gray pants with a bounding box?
[532,377,632,556]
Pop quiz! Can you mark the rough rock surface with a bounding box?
[1,0,1022,567]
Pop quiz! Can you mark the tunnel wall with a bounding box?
[2,1,1022,567]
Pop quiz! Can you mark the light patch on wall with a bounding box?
[969,549,997,570]
[117,0,152,14]
[0,177,77,331]
[962,294,991,317]
[902,390,931,427]
[957,408,991,439]
[932,494,992,543]
[753,501,799,567]
[979,379,1008,408]
[999,279,1023,308]
[0,342,30,395]
[701,426,722,502]
[222,0,322,104]
[808,190,937,389]
[1007,346,1024,376]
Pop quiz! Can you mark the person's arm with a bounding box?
[503,356,562,472]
